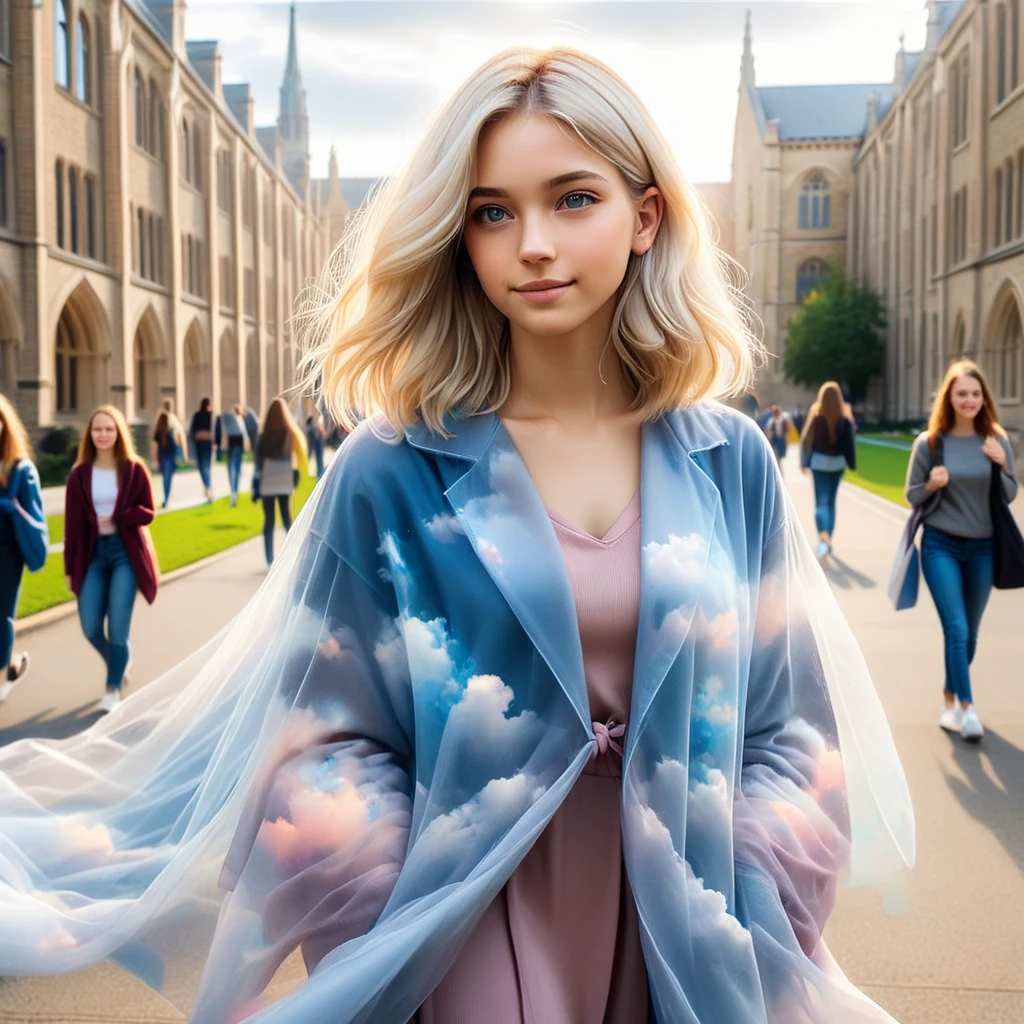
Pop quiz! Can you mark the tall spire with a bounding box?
[278,0,310,191]
[284,1,300,85]
[740,10,756,89]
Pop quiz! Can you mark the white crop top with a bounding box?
[91,466,118,518]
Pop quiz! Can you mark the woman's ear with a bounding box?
[632,187,665,256]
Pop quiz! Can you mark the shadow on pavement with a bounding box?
[0,701,104,745]
[822,554,878,591]
[941,727,1024,876]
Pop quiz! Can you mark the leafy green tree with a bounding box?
[783,268,885,401]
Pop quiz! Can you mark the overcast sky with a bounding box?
[185,1,938,183]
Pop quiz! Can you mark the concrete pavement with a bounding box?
[0,451,1022,1022]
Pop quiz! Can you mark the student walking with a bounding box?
[905,360,1018,741]
[151,408,184,508]
[0,49,913,1024]
[253,397,307,566]
[216,404,248,507]
[64,406,159,713]
[762,402,792,466]
[189,397,215,503]
[800,381,856,560]
[0,394,48,703]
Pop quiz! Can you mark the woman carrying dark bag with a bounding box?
[0,394,48,703]
[904,360,1020,742]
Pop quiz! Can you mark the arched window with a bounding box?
[192,129,201,190]
[799,172,830,229]
[75,14,90,102]
[796,257,828,303]
[181,120,190,180]
[985,294,1023,401]
[148,79,160,158]
[55,312,79,413]
[94,19,102,111]
[68,165,79,254]
[54,0,71,90]
[134,68,145,147]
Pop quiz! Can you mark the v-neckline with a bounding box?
[547,489,641,546]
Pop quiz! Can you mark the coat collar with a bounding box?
[406,406,729,759]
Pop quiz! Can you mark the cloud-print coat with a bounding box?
[0,403,914,1023]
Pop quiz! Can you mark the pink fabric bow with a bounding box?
[591,720,626,759]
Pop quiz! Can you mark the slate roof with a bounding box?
[754,83,893,140]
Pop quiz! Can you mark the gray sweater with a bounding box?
[905,432,1018,539]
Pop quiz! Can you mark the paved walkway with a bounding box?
[0,451,1021,1022]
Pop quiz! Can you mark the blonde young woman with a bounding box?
[905,360,1018,741]
[800,381,857,560]
[0,395,48,703]
[64,406,159,712]
[0,50,913,1023]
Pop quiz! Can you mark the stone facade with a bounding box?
[0,0,349,435]
[724,0,1024,436]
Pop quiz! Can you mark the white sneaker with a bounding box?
[960,707,984,742]
[815,540,829,561]
[939,702,963,732]
[0,681,12,703]
[97,691,121,714]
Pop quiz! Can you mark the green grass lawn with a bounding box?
[845,439,911,506]
[18,477,316,620]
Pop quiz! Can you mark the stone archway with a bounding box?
[218,327,239,411]
[53,279,110,418]
[245,331,260,413]
[0,277,22,397]
[983,283,1024,404]
[132,306,163,421]
[182,319,209,425]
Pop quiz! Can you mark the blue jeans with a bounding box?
[159,452,176,506]
[0,541,24,669]
[77,534,138,691]
[195,443,213,492]
[262,496,293,565]
[920,526,994,706]
[226,444,243,501]
[811,469,844,536]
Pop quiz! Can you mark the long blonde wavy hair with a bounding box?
[297,47,762,436]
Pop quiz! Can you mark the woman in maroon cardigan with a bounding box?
[64,405,159,713]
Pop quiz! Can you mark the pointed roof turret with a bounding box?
[740,10,756,89]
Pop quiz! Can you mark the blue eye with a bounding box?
[475,206,507,224]
[561,191,596,210]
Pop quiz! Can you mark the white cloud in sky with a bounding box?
[186,1,934,183]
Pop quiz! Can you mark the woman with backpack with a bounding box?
[800,381,857,560]
[254,398,307,566]
[189,397,215,504]
[0,394,48,703]
[64,405,159,713]
[905,360,1018,741]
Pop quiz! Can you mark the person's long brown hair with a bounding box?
[0,393,32,487]
[74,404,145,468]
[154,410,170,446]
[258,398,305,460]
[926,360,1005,451]
[800,380,850,447]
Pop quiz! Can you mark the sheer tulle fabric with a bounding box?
[0,406,913,1022]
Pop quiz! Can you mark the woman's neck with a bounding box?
[500,306,635,425]
[93,450,118,470]
[949,416,977,436]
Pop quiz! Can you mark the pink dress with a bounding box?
[419,491,650,1023]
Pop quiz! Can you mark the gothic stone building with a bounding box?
[0,0,350,435]
[729,0,1024,443]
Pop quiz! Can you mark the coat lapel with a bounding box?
[625,410,726,764]
[407,413,591,736]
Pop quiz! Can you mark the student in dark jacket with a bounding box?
[65,405,159,714]
[800,380,857,561]
[0,394,47,703]
[189,397,215,504]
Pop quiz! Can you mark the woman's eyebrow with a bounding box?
[468,170,609,201]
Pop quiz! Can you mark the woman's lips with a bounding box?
[514,281,573,305]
